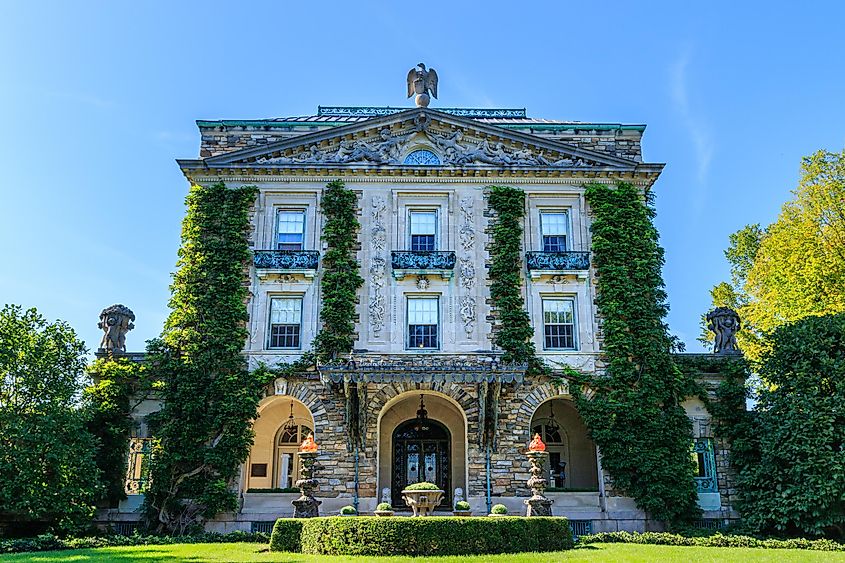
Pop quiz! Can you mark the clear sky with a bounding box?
[1,1,844,356]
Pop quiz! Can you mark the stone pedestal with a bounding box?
[292,451,321,518]
[524,451,554,517]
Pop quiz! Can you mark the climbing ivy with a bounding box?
[573,181,700,526]
[487,185,543,372]
[143,181,264,534]
[85,357,153,506]
[313,179,363,363]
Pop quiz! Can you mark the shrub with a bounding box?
[269,519,303,553]
[285,516,573,555]
[340,505,357,515]
[376,503,392,511]
[578,531,845,551]
[455,501,471,511]
[403,481,440,491]
[491,504,508,515]
[0,531,269,554]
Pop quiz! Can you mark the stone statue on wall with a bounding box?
[706,307,742,355]
[98,304,135,353]
[407,63,438,107]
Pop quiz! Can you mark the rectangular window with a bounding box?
[692,438,718,493]
[276,210,306,251]
[407,297,439,349]
[541,211,569,252]
[409,210,437,251]
[543,298,576,350]
[268,297,302,349]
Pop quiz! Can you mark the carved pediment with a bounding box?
[202,108,639,171]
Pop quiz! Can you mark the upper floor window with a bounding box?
[276,210,305,251]
[543,298,577,350]
[407,296,439,349]
[540,211,569,252]
[409,210,437,251]
[268,297,302,349]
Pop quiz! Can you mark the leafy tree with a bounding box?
[706,150,845,361]
[737,314,845,539]
[575,182,700,525]
[143,182,264,534]
[0,305,99,532]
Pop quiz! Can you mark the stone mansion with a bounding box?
[108,83,738,533]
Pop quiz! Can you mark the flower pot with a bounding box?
[452,510,472,517]
[401,489,445,517]
[374,510,394,517]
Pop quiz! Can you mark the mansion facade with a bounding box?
[110,99,738,534]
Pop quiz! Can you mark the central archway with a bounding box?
[391,418,451,507]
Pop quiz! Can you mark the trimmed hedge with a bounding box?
[270,516,574,555]
[269,519,303,553]
[0,531,269,554]
[579,532,845,552]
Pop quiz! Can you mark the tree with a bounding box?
[143,182,264,534]
[737,314,845,539]
[0,305,100,533]
[706,150,845,361]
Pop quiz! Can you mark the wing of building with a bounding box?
[110,103,737,534]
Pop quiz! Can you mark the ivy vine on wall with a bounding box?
[143,181,264,534]
[573,181,700,526]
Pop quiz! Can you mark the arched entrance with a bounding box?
[530,398,598,490]
[247,396,314,491]
[391,417,451,507]
[377,391,467,510]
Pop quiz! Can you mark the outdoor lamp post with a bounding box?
[292,434,321,518]
[524,433,554,516]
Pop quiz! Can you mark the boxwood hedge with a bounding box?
[269,516,574,556]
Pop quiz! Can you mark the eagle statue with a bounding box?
[407,63,438,107]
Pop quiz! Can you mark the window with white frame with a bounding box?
[542,298,577,350]
[268,297,302,349]
[276,210,306,251]
[407,296,439,349]
[540,211,569,252]
[409,210,437,251]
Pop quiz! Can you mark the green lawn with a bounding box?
[2,543,844,563]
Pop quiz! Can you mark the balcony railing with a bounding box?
[391,250,456,271]
[253,250,320,270]
[526,251,590,272]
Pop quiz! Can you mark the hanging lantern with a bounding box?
[413,394,429,432]
[282,400,297,432]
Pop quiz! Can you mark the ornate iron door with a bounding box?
[392,419,451,508]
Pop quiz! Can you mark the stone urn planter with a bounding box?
[453,501,472,517]
[401,489,445,517]
[374,502,394,517]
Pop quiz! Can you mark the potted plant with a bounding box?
[374,502,394,517]
[453,500,472,516]
[339,505,357,516]
[489,503,508,516]
[401,481,445,517]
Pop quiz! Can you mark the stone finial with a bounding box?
[706,307,742,355]
[98,304,135,353]
[406,63,438,107]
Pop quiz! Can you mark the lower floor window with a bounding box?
[125,438,152,495]
[692,438,718,493]
[543,298,577,350]
[407,296,439,349]
[269,297,302,349]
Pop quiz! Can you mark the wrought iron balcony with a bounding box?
[253,250,319,273]
[391,250,456,280]
[526,251,590,274]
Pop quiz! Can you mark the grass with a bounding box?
[2,543,845,562]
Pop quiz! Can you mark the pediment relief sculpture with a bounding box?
[250,122,603,169]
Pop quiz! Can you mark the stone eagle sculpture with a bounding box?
[407,63,438,107]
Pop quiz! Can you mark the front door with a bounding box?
[392,418,451,508]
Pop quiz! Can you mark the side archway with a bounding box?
[247,395,315,490]
[529,397,598,491]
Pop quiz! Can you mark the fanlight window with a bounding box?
[404,149,441,165]
[532,418,564,444]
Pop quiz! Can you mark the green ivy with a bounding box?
[487,186,543,371]
[143,181,264,534]
[313,180,363,363]
[85,357,152,506]
[574,182,699,525]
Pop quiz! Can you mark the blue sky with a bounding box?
[1,1,844,355]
